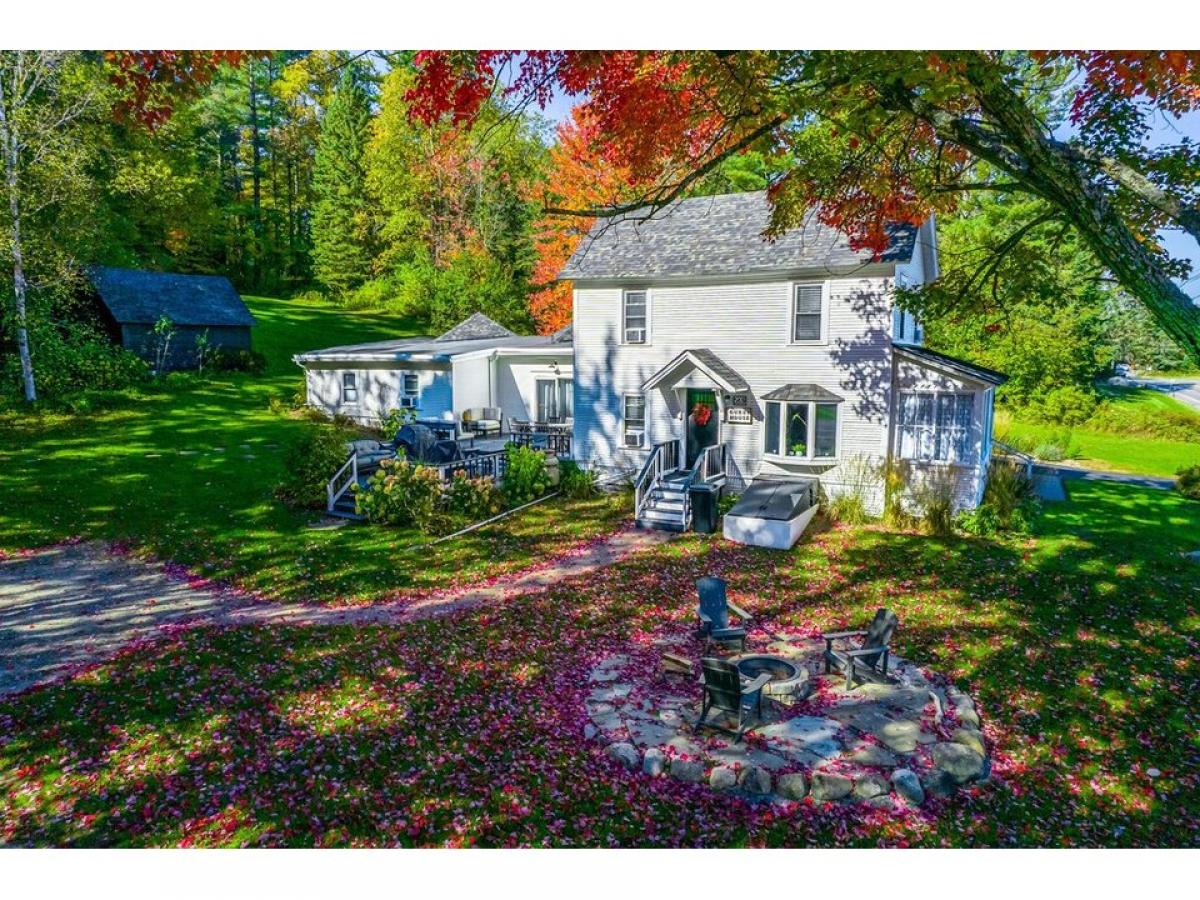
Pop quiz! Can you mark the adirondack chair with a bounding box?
[822,608,899,690]
[696,576,752,650]
[696,658,772,742]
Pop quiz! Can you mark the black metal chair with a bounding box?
[696,658,772,742]
[696,576,752,650]
[822,608,899,690]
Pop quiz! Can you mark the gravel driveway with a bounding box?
[0,543,247,697]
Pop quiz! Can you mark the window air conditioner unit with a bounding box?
[626,328,645,343]
[624,430,645,448]
[398,396,417,408]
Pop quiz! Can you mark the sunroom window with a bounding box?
[763,400,838,460]
[897,392,973,463]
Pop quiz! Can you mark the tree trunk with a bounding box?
[959,55,1200,365]
[0,67,36,402]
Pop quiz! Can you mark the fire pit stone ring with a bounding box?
[733,653,811,704]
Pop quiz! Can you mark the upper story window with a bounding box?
[897,392,973,463]
[792,282,827,343]
[342,372,358,404]
[764,400,838,460]
[399,371,419,408]
[623,290,648,344]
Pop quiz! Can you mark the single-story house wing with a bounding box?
[293,312,574,431]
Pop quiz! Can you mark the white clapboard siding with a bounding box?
[304,362,454,425]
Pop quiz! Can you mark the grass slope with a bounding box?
[2,480,1196,847]
[0,296,628,603]
[998,386,1200,479]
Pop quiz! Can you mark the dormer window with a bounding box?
[623,290,648,344]
[791,282,828,343]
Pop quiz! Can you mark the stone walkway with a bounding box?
[0,527,671,698]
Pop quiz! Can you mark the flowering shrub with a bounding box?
[355,457,447,533]
[503,444,550,505]
[444,471,504,520]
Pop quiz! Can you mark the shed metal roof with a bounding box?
[88,266,255,328]
[559,191,918,282]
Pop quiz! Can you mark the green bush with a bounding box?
[290,288,330,305]
[1032,426,1078,461]
[881,459,915,530]
[355,457,448,533]
[379,406,417,438]
[955,503,1003,536]
[827,454,879,525]
[274,424,350,509]
[3,322,149,400]
[558,459,598,499]
[444,471,505,521]
[343,277,400,311]
[209,347,267,375]
[910,469,957,537]
[1086,401,1200,443]
[503,444,550,505]
[1176,464,1200,501]
[717,491,739,516]
[1028,385,1100,426]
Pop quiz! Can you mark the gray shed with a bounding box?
[88,266,255,371]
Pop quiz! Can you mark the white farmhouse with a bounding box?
[561,191,1006,532]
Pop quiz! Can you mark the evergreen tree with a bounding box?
[311,69,375,296]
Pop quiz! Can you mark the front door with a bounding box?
[685,388,719,467]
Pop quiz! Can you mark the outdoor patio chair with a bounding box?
[461,407,503,441]
[822,608,899,690]
[696,576,752,650]
[695,657,772,742]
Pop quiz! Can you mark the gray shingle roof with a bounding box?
[762,383,846,403]
[642,348,750,393]
[436,312,515,342]
[559,191,917,281]
[88,266,254,327]
[893,343,1008,386]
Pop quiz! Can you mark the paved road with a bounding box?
[1108,375,1200,413]
[1032,462,1175,491]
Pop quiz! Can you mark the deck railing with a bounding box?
[429,450,509,484]
[685,443,728,487]
[992,440,1035,480]
[326,452,359,513]
[634,440,680,519]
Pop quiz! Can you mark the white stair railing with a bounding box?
[326,452,359,513]
[634,441,677,519]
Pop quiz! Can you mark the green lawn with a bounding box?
[0,295,629,603]
[2,479,1196,846]
[998,386,1200,479]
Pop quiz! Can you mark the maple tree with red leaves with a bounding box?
[105,51,259,129]
[409,50,1200,364]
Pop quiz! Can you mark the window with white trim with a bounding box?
[897,392,973,463]
[623,393,646,447]
[623,290,648,344]
[792,283,825,342]
[342,372,358,404]
[399,371,419,408]
[763,400,838,459]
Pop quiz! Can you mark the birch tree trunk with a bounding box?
[0,61,36,402]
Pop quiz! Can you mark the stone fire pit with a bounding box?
[733,654,810,705]
[586,632,991,809]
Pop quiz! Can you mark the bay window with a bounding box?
[763,400,839,460]
[897,392,973,463]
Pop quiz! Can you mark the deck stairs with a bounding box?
[634,442,728,533]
